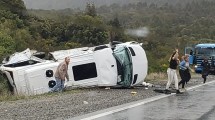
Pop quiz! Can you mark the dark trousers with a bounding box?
[202,75,207,83]
[179,69,190,88]
[178,80,186,88]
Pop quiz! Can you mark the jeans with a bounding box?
[166,68,179,90]
[51,77,65,92]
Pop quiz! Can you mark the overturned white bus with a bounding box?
[0,41,148,96]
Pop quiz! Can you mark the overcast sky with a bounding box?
[22,0,136,10]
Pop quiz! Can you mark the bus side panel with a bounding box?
[95,48,118,86]
[68,53,99,87]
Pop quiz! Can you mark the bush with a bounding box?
[0,73,10,95]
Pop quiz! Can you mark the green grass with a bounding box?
[0,88,82,102]
[0,93,26,102]
[145,71,200,82]
[145,72,167,82]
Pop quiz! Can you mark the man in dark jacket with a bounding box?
[201,58,210,83]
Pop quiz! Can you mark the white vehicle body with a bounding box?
[0,42,148,96]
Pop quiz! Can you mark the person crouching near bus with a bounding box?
[178,54,191,92]
[51,57,70,92]
[201,58,210,83]
[165,50,181,94]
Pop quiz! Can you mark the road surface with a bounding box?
[70,80,215,120]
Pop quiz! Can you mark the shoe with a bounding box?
[181,88,186,92]
[176,90,182,94]
[48,91,53,93]
[164,89,171,94]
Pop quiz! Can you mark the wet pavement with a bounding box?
[70,80,215,120]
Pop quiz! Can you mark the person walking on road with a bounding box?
[201,58,210,83]
[178,54,191,92]
[165,49,182,94]
[51,57,70,92]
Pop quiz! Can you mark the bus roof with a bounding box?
[195,43,215,48]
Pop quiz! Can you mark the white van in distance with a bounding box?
[0,41,148,96]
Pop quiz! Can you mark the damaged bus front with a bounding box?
[113,42,147,87]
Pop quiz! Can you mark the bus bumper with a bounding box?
[195,67,202,74]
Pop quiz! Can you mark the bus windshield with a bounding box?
[113,46,133,87]
[195,47,215,56]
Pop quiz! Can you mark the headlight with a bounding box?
[194,65,198,68]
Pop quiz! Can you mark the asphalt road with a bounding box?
[71,80,215,120]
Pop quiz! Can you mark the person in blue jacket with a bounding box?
[178,54,191,92]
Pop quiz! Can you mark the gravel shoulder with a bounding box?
[0,74,214,120]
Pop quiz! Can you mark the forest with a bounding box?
[1,0,215,74]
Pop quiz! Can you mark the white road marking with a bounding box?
[80,94,171,120]
[187,80,215,90]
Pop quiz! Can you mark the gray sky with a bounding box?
[22,0,136,10]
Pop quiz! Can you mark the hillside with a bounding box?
[0,0,26,14]
[1,0,215,73]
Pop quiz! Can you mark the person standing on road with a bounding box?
[178,54,191,92]
[165,49,182,94]
[190,50,193,55]
[51,57,70,92]
[201,58,210,83]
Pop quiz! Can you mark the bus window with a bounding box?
[73,63,98,81]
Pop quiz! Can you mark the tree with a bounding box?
[12,29,33,51]
[0,31,15,60]
[85,3,97,17]
[109,17,121,28]
[0,0,26,15]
